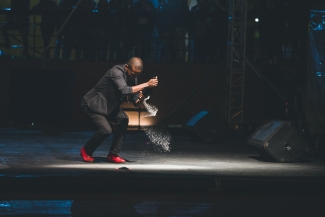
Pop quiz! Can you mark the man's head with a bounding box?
[125,57,143,80]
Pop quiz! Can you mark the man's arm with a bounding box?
[132,77,158,107]
[131,77,158,93]
[131,83,150,93]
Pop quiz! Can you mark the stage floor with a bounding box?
[0,127,325,216]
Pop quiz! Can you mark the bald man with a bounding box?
[80,57,158,163]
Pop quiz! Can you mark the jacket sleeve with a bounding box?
[109,66,133,95]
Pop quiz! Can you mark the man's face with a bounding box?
[125,65,142,80]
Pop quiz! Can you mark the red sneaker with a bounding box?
[107,153,126,163]
[80,146,94,162]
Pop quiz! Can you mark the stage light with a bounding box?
[44,161,323,175]
[47,164,210,170]
[125,111,139,126]
[125,111,154,128]
[255,18,259,22]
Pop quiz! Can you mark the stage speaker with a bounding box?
[183,110,228,143]
[247,119,310,162]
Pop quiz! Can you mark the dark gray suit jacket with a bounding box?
[83,64,138,116]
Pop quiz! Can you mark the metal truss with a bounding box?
[226,0,248,126]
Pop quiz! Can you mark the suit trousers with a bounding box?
[81,100,129,156]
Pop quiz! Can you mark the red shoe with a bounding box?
[80,147,94,162]
[107,153,126,163]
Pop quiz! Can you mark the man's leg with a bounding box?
[108,109,129,155]
[81,104,113,156]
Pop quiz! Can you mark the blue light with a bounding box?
[316,72,325,77]
[15,175,38,178]
[186,111,209,126]
[0,202,10,207]
[11,45,23,48]
[310,11,325,31]
[311,10,325,13]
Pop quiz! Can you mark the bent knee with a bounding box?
[98,127,112,136]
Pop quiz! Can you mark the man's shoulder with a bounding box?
[112,64,125,71]
[107,64,125,75]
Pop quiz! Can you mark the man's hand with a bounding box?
[134,91,145,106]
[138,91,144,101]
[147,76,158,88]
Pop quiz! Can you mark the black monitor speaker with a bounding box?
[247,119,310,162]
[183,110,228,143]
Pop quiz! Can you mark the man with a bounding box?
[80,57,158,163]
